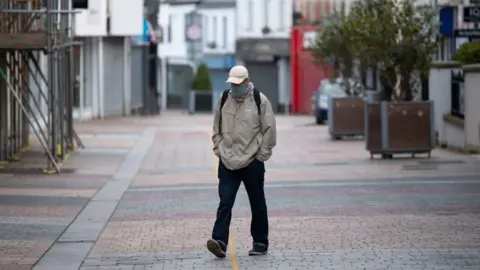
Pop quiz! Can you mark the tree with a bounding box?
[391,1,439,101]
[310,9,365,96]
[311,0,439,101]
[348,0,400,101]
[191,63,213,91]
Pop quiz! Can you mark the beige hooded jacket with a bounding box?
[211,89,277,170]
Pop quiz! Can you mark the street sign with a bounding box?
[463,6,480,22]
[454,29,480,37]
[186,24,201,41]
[471,0,480,5]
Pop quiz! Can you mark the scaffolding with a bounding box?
[0,0,84,173]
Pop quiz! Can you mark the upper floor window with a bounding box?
[247,0,254,31]
[167,14,172,43]
[222,16,227,48]
[204,15,209,46]
[278,0,285,31]
[213,16,217,44]
[307,0,317,24]
[263,0,269,27]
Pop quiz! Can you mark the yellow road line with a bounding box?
[209,131,240,270]
[228,233,239,270]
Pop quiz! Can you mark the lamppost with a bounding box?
[184,0,203,113]
[185,0,204,65]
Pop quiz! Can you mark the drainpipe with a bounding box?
[98,37,105,119]
[161,56,167,112]
[79,44,84,119]
[123,37,132,116]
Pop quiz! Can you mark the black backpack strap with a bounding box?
[218,90,230,134]
[253,88,262,115]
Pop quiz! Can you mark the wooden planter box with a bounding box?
[365,101,435,158]
[188,90,213,114]
[328,97,366,139]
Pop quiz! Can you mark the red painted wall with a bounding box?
[291,26,332,114]
[290,0,334,114]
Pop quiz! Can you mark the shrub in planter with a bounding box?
[362,0,437,158]
[191,63,213,92]
[453,41,480,65]
[189,63,213,113]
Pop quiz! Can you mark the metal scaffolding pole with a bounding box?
[0,0,83,173]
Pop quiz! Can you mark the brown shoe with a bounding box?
[206,239,227,258]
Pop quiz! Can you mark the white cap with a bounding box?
[226,65,249,84]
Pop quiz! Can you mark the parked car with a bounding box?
[312,78,348,125]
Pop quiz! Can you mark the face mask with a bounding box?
[231,84,248,96]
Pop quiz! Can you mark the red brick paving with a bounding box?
[2,114,480,269]
[82,114,480,270]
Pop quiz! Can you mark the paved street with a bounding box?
[1,113,480,270]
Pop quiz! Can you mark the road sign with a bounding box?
[186,24,201,41]
[455,29,480,37]
[471,0,480,5]
[463,6,480,22]
[184,11,203,64]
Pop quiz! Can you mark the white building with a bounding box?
[235,0,293,113]
[71,0,144,119]
[157,0,237,110]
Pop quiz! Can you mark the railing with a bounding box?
[451,70,465,119]
[0,0,44,33]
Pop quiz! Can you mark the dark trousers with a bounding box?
[212,159,269,247]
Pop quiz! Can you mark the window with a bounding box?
[204,15,209,46]
[167,14,172,43]
[308,0,316,23]
[263,0,269,27]
[222,16,227,48]
[247,0,253,30]
[213,16,217,45]
[278,0,285,30]
[320,0,327,21]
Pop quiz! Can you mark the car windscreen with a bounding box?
[321,83,347,97]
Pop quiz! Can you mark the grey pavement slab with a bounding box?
[33,242,93,270]
[91,181,132,202]
[0,195,88,206]
[0,223,66,240]
[58,201,118,242]
[33,127,156,270]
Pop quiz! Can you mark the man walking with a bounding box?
[207,65,277,258]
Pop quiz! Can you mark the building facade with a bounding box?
[157,0,237,110]
[235,0,293,113]
[69,0,144,120]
